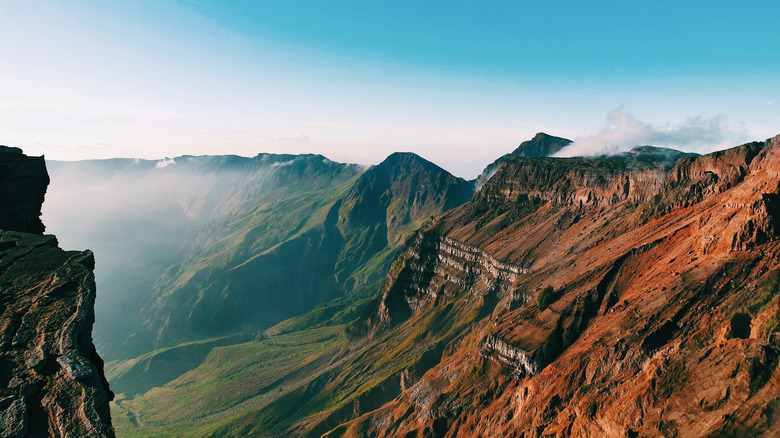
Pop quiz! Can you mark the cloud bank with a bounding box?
[555,108,747,157]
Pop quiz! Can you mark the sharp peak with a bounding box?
[374,152,453,175]
[380,151,434,166]
[384,151,426,160]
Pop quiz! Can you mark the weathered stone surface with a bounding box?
[0,147,114,437]
[370,232,528,331]
[0,231,115,437]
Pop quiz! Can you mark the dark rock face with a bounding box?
[0,149,114,437]
[0,146,48,234]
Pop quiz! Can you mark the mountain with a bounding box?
[474,132,572,190]
[111,134,780,437]
[335,152,475,289]
[44,153,366,360]
[131,151,473,352]
[0,147,114,436]
[325,135,780,436]
[42,150,474,406]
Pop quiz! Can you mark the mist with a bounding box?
[554,108,748,157]
[41,155,302,358]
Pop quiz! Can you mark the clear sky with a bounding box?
[2,1,779,178]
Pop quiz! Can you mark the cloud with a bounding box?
[155,157,176,168]
[555,108,747,157]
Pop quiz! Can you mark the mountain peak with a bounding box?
[512,133,572,158]
[475,133,573,190]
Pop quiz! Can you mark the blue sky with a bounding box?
[1,1,779,177]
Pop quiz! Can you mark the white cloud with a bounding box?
[155,157,176,168]
[555,108,747,157]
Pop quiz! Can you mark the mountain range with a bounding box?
[8,132,780,437]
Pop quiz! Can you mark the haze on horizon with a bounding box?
[1,0,779,178]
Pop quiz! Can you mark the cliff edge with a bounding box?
[0,149,114,437]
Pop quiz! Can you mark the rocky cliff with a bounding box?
[323,134,780,437]
[0,146,48,234]
[0,150,114,437]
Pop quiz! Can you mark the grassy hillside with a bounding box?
[111,325,349,437]
[136,151,474,353]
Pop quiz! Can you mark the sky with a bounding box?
[1,1,779,178]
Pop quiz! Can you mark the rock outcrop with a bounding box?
[369,232,528,331]
[0,149,114,437]
[0,146,48,234]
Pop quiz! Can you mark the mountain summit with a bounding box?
[475,132,572,190]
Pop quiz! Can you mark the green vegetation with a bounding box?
[112,325,347,436]
[537,285,560,310]
[759,308,780,336]
[106,334,252,397]
[263,297,371,336]
[112,270,485,437]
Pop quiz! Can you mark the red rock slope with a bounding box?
[332,135,780,437]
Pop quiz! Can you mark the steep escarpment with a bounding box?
[0,150,114,437]
[325,134,780,437]
[367,232,528,332]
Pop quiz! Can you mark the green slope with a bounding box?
[137,151,474,353]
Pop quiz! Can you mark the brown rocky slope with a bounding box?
[323,135,780,437]
[0,148,114,437]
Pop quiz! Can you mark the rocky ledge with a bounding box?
[0,149,114,437]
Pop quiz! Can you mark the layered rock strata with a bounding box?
[373,232,529,330]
